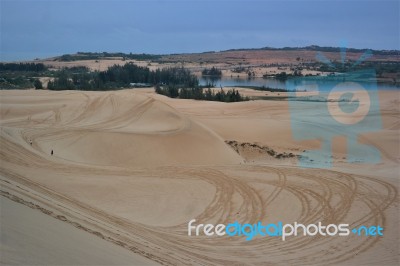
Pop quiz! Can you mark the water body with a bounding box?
[199,77,286,89]
[199,76,399,91]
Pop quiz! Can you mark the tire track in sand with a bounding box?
[0,91,398,265]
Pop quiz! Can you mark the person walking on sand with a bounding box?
[51,149,53,156]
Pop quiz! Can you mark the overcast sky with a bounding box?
[1,0,399,61]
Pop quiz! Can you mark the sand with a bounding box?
[0,88,399,265]
[0,196,155,265]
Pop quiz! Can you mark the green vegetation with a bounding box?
[0,63,49,89]
[47,63,198,90]
[0,76,36,89]
[155,86,248,102]
[202,67,222,77]
[0,62,47,72]
[237,85,289,92]
[275,72,288,81]
[33,79,43,89]
[232,66,246,73]
[0,63,50,89]
[0,61,201,91]
[313,61,400,76]
[269,71,303,81]
[201,67,223,88]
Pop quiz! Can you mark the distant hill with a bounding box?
[223,45,399,56]
[54,52,162,62]
[51,45,399,62]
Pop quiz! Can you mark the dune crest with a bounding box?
[0,90,243,167]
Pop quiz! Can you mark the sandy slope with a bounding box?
[1,197,155,265]
[0,89,399,265]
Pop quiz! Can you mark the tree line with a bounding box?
[0,63,48,89]
[155,85,247,102]
[202,67,222,76]
[48,63,198,90]
[0,62,47,72]
[5,61,248,102]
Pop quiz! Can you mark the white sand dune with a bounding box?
[0,89,398,265]
[0,90,242,168]
[1,197,155,265]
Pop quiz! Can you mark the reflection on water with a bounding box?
[199,77,399,91]
[199,77,286,89]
